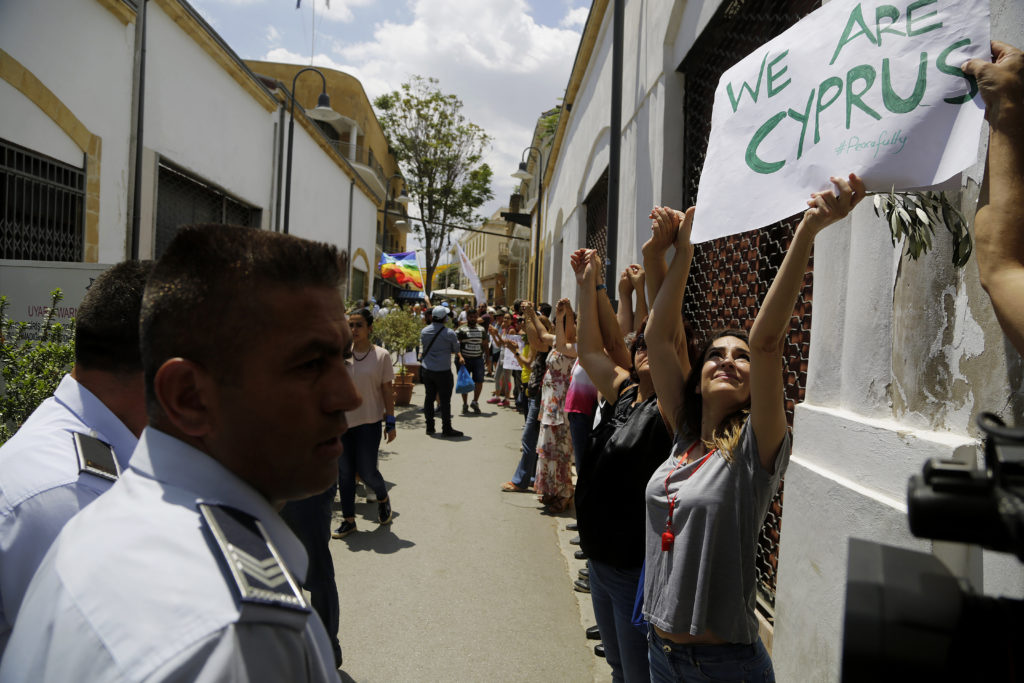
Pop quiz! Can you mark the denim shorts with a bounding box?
[648,629,775,682]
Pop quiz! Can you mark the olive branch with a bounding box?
[870,189,972,268]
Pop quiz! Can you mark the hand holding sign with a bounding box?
[963,41,1024,357]
[961,41,1024,131]
[801,173,868,237]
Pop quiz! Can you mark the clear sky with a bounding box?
[190,0,589,227]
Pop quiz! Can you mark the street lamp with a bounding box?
[378,173,410,298]
[283,67,342,234]
[511,146,542,301]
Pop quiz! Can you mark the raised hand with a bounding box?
[802,173,866,236]
[645,206,678,254]
[674,207,695,257]
[627,264,645,291]
[961,41,1024,131]
[571,248,595,284]
[618,267,633,293]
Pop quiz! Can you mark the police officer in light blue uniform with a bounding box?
[0,226,361,682]
[0,261,151,655]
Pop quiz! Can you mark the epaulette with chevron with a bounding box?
[199,503,309,615]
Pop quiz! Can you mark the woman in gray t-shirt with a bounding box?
[642,173,865,682]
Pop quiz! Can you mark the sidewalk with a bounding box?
[328,382,607,682]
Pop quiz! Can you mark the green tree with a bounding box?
[374,76,493,296]
[0,290,76,444]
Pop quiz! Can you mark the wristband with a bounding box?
[385,416,396,429]
[595,284,607,291]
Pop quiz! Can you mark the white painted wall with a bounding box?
[543,0,1024,681]
[3,0,380,279]
[0,80,83,167]
[0,0,135,262]
[144,5,275,221]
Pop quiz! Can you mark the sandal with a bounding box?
[501,481,527,493]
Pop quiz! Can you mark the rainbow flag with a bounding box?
[431,263,455,288]
[379,252,423,290]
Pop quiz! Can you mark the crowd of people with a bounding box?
[0,40,1019,682]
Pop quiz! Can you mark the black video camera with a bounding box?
[841,413,1024,682]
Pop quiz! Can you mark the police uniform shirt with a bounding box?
[0,428,338,683]
[0,374,137,654]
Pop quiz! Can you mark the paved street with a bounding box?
[328,381,608,683]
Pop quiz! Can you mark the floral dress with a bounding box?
[534,349,575,499]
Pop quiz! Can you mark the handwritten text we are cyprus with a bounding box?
[726,0,977,175]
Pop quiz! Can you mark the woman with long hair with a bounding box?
[331,308,397,539]
[642,174,864,681]
[572,248,673,683]
[533,298,578,514]
[487,312,514,405]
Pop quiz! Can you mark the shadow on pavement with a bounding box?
[426,433,471,442]
[336,521,415,555]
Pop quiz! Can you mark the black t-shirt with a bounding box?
[576,382,672,569]
[456,324,486,358]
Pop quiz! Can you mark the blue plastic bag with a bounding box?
[456,365,474,394]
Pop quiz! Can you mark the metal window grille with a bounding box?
[0,137,85,261]
[584,169,609,269]
[680,0,820,615]
[155,162,261,258]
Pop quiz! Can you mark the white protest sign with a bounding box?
[691,0,989,243]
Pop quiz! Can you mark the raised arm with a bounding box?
[646,206,694,436]
[573,249,631,402]
[628,265,647,333]
[554,298,579,358]
[963,41,1024,356]
[522,301,553,351]
[616,268,634,337]
[748,174,864,470]
[642,206,676,306]
[593,261,632,370]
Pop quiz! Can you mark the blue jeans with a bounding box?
[648,630,774,682]
[589,559,650,683]
[338,421,388,518]
[280,484,341,666]
[510,393,541,487]
[567,411,592,474]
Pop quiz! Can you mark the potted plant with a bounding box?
[373,308,424,406]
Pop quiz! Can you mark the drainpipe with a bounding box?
[274,100,285,232]
[346,178,354,299]
[606,0,623,291]
[127,0,149,259]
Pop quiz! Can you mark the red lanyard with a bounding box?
[661,442,714,552]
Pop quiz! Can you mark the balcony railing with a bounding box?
[322,140,386,187]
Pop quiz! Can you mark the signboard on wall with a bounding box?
[0,261,112,325]
[692,0,989,242]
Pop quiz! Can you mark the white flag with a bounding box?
[455,242,486,307]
